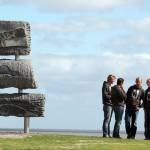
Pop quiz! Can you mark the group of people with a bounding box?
[102,74,150,140]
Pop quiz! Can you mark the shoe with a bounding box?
[130,136,135,139]
[127,135,130,139]
[103,134,108,138]
[108,135,112,138]
[127,133,131,139]
[113,136,122,139]
[144,138,150,140]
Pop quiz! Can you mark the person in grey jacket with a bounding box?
[102,74,116,138]
[111,78,126,138]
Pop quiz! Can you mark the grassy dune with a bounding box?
[0,134,149,150]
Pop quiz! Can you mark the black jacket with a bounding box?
[126,85,144,111]
[102,81,112,106]
[111,85,126,107]
[143,87,150,110]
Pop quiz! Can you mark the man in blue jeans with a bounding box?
[111,78,126,138]
[102,74,116,138]
[125,77,144,139]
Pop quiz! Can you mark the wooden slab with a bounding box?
[0,21,30,55]
[0,93,45,117]
[0,60,37,89]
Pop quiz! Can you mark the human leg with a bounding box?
[125,107,132,138]
[113,106,124,138]
[130,110,139,139]
[102,105,113,137]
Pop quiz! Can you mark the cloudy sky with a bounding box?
[0,0,150,131]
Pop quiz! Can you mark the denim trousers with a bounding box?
[113,105,124,137]
[125,106,139,138]
[144,109,150,139]
[102,104,113,136]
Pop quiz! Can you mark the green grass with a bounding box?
[0,134,149,150]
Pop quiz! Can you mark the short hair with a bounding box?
[117,78,124,85]
[107,74,116,81]
[136,77,142,82]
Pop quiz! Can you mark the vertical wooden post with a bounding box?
[16,55,30,134]
[15,55,19,61]
[24,117,30,133]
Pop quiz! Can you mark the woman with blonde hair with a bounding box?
[102,74,116,138]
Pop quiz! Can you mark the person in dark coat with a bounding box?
[144,78,150,140]
[125,77,144,139]
[111,78,126,138]
[102,74,116,138]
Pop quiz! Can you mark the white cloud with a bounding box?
[31,16,150,54]
[32,53,150,89]
[102,32,150,53]
[31,17,112,33]
[32,16,150,33]
[134,17,150,32]
[36,0,126,11]
[0,0,144,12]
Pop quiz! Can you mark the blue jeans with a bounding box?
[144,109,150,139]
[102,104,113,136]
[125,106,139,138]
[113,106,124,137]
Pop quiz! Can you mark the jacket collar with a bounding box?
[134,84,142,89]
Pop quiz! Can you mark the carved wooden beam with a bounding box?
[0,28,28,47]
[0,21,30,55]
[0,93,45,117]
[0,60,37,89]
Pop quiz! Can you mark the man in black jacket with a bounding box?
[102,74,116,137]
[144,78,150,140]
[125,77,144,139]
[111,78,126,138]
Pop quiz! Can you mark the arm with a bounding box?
[103,85,111,100]
[125,86,132,104]
[116,86,127,102]
[140,89,145,108]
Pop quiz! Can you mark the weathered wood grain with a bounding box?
[0,60,37,89]
[0,28,28,47]
[0,93,45,117]
[0,21,30,55]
